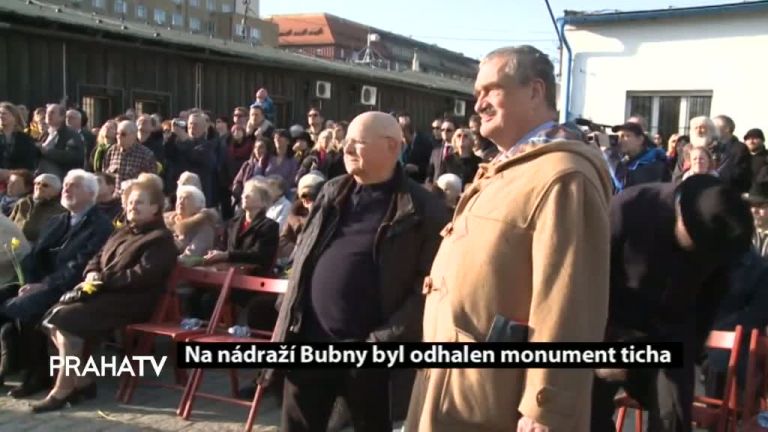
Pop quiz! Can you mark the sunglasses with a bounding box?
[441,128,455,132]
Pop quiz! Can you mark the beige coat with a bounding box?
[406,139,612,432]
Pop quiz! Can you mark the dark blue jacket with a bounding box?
[614,147,671,190]
[0,206,112,322]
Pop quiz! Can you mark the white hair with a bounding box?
[243,178,272,207]
[34,173,62,193]
[436,173,463,205]
[176,185,206,212]
[690,116,718,147]
[117,120,138,135]
[63,169,98,204]
[177,171,202,190]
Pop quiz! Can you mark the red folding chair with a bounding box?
[744,328,768,420]
[177,273,288,432]
[692,326,744,432]
[117,266,237,404]
[614,392,643,432]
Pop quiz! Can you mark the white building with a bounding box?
[559,1,768,141]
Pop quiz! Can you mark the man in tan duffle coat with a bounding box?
[405,45,613,432]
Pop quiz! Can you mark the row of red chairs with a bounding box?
[114,265,288,432]
[615,325,768,432]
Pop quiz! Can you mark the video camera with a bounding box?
[575,118,618,148]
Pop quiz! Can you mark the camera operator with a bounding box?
[612,122,671,190]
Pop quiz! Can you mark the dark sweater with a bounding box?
[305,176,395,340]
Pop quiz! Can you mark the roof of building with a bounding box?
[563,0,768,25]
[0,0,473,96]
[268,13,478,64]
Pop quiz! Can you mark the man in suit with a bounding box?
[426,118,456,184]
[0,169,112,398]
[65,109,95,172]
[397,112,432,183]
[37,104,84,179]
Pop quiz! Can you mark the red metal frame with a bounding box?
[176,274,288,432]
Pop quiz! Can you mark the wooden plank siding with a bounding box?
[0,27,472,130]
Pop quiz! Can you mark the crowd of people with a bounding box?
[0,43,765,432]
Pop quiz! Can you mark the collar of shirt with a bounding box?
[70,207,92,227]
[498,120,557,160]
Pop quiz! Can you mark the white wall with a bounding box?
[562,11,768,138]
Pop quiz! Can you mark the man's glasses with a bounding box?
[441,128,455,133]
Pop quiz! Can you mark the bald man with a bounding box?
[266,112,450,431]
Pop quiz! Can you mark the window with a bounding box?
[250,27,261,41]
[190,17,202,32]
[172,0,182,4]
[207,0,216,11]
[172,13,183,27]
[207,20,216,34]
[222,3,233,12]
[154,9,166,24]
[233,24,245,38]
[626,92,713,141]
[189,0,200,8]
[91,0,105,8]
[136,5,146,19]
[113,0,127,14]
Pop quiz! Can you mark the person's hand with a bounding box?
[404,164,419,174]
[85,272,101,283]
[203,250,229,265]
[59,289,82,304]
[517,416,549,432]
[18,283,46,297]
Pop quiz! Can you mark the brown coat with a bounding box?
[9,196,66,242]
[44,219,177,339]
[164,208,219,257]
[406,139,612,432]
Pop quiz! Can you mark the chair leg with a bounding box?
[177,367,200,417]
[229,369,240,399]
[181,368,205,420]
[634,409,643,432]
[122,333,155,404]
[615,406,627,432]
[116,329,136,401]
[244,384,265,432]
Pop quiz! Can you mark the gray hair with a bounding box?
[117,120,138,135]
[690,116,718,146]
[66,109,82,122]
[177,171,202,190]
[34,173,62,193]
[265,175,286,197]
[481,45,557,110]
[64,169,99,203]
[176,185,206,212]
[243,178,272,207]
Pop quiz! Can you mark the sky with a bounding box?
[259,0,735,60]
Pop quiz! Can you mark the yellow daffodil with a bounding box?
[81,281,101,295]
[10,237,20,252]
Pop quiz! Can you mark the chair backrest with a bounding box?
[744,329,768,419]
[702,326,743,431]
[177,265,237,290]
[229,273,289,296]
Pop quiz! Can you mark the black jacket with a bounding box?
[402,131,434,183]
[0,206,112,322]
[36,125,84,179]
[426,144,451,184]
[271,165,450,349]
[444,153,482,186]
[750,148,768,187]
[224,211,279,275]
[0,131,38,170]
[79,129,96,171]
[167,137,221,207]
[715,136,752,193]
[295,148,346,182]
[141,131,165,168]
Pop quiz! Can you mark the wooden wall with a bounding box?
[0,28,470,130]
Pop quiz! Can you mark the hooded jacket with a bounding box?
[614,146,670,190]
[407,129,613,432]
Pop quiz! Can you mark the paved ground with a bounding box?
[0,341,281,432]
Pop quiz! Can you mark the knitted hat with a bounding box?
[677,175,754,258]
[744,128,765,142]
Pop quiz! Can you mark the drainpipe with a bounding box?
[556,17,572,123]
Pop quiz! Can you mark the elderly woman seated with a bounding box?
[165,185,218,260]
[1,170,33,216]
[203,178,278,274]
[32,179,177,413]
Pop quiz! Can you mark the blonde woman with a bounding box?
[0,102,37,171]
[682,147,719,181]
[445,127,482,185]
[91,120,117,172]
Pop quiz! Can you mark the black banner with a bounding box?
[176,342,683,369]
